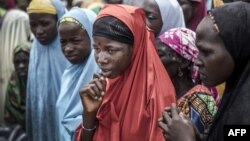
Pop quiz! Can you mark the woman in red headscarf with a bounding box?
[76,4,176,141]
[177,0,207,31]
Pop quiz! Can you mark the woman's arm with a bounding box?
[79,73,106,141]
[81,112,98,141]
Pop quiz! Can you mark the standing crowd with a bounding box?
[0,0,249,141]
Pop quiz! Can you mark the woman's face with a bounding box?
[29,13,57,45]
[195,17,235,87]
[14,51,30,78]
[142,0,163,36]
[59,22,90,64]
[155,39,183,78]
[93,36,133,79]
[177,0,193,24]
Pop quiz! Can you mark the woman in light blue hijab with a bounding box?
[56,7,99,141]
[26,0,68,141]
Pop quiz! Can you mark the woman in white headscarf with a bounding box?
[0,8,32,122]
[142,0,185,37]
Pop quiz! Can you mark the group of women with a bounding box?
[1,0,250,141]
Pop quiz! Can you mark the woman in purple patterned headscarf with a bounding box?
[155,27,218,137]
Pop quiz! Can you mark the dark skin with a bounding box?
[155,39,195,99]
[142,0,163,37]
[158,103,197,141]
[79,36,133,141]
[195,17,234,87]
[157,16,235,141]
[177,0,193,24]
[29,13,58,45]
[13,51,30,84]
[59,22,90,64]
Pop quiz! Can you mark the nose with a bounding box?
[97,52,108,65]
[18,63,25,69]
[64,44,74,52]
[36,26,44,36]
[194,58,203,67]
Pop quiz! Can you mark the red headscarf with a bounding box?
[76,4,176,141]
[187,0,207,31]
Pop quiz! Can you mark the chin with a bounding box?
[202,81,218,87]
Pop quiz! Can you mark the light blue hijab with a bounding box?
[155,0,185,36]
[26,0,68,141]
[56,7,99,141]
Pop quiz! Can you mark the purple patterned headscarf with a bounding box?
[159,27,198,63]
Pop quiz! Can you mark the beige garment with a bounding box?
[0,9,32,122]
[81,0,102,8]
[213,0,224,7]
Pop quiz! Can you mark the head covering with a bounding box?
[159,27,198,63]
[4,42,31,129]
[205,2,250,141]
[187,0,207,31]
[0,9,31,122]
[72,0,84,6]
[76,4,176,141]
[26,0,68,141]
[155,0,185,36]
[27,0,56,14]
[56,7,99,141]
[93,16,134,45]
[13,42,32,55]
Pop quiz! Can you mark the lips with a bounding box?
[100,69,112,77]
[36,36,48,44]
[65,53,78,59]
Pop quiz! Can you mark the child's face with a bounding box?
[59,22,91,64]
[93,36,133,79]
[14,51,30,78]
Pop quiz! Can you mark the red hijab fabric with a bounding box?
[77,4,176,141]
[187,0,207,31]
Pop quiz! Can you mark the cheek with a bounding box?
[146,19,153,30]
[80,45,90,58]
[114,51,132,72]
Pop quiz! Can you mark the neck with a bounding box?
[171,75,195,99]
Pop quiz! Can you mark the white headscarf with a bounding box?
[0,9,32,122]
[155,0,185,35]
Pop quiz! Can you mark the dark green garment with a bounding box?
[4,42,31,129]
[4,72,26,129]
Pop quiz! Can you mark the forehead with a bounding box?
[59,22,82,31]
[29,13,56,22]
[196,17,218,43]
[14,51,29,59]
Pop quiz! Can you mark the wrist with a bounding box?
[82,123,96,132]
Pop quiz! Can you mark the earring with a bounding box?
[178,67,183,77]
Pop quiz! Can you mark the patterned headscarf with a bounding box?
[159,27,198,63]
